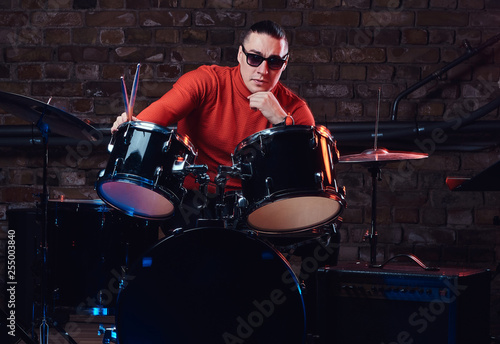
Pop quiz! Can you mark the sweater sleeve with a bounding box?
[136,67,214,127]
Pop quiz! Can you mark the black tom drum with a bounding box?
[96,121,197,220]
[116,227,306,344]
[233,125,345,234]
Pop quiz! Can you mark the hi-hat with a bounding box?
[340,147,428,163]
[0,91,98,141]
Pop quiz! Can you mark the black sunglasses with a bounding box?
[241,45,288,70]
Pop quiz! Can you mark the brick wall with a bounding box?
[1,0,500,335]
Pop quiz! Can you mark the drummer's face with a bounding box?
[238,32,288,94]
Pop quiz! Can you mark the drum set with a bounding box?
[1,89,431,344]
[95,120,347,344]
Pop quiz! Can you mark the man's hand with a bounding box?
[111,112,138,133]
[247,92,287,125]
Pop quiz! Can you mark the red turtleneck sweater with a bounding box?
[137,64,315,191]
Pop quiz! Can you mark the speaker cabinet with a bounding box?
[316,262,490,344]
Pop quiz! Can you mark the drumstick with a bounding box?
[128,63,141,121]
[120,76,130,116]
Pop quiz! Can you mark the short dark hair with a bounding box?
[242,20,288,47]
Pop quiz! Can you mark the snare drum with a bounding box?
[232,125,345,234]
[116,227,306,344]
[96,121,197,220]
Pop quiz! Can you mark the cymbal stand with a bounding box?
[35,104,78,344]
[365,164,381,266]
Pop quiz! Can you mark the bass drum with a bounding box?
[116,227,306,344]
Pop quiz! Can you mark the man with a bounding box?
[112,20,315,202]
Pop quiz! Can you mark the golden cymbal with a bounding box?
[340,148,428,163]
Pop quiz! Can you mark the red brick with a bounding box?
[291,49,331,64]
[378,225,404,244]
[17,65,43,80]
[418,102,445,117]
[405,226,456,244]
[337,101,363,118]
[206,0,232,7]
[232,0,258,8]
[429,29,455,44]
[416,11,469,27]
[362,10,414,27]
[158,64,182,79]
[6,47,53,62]
[170,46,220,63]
[333,47,386,63]
[413,245,442,263]
[308,11,360,27]
[296,30,321,46]
[430,0,458,8]
[459,0,485,9]
[31,11,83,27]
[303,83,353,99]
[76,64,100,80]
[124,28,151,44]
[448,208,474,225]
[59,46,109,62]
[45,64,71,79]
[340,65,366,80]
[345,0,371,9]
[72,98,94,114]
[394,208,419,224]
[307,99,337,122]
[32,82,83,97]
[313,65,339,81]
[470,12,500,27]
[0,12,29,27]
[422,207,447,226]
[262,0,286,8]
[388,47,440,63]
[126,0,151,9]
[402,28,428,45]
[156,29,180,44]
[348,28,373,46]
[101,29,125,45]
[317,0,342,7]
[45,28,71,45]
[86,11,136,27]
[287,66,313,82]
[73,28,99,44]
[289,0,313,9]
[367,65,395,81]
[181,0,205,8]
[475,208,500,226]
[337,245,359,262]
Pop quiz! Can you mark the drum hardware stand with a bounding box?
[215,165,245,228]
[362,164,381,266]
[34,106,79,344]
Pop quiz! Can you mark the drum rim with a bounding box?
[117,120,198,157]
[233,125,334,155]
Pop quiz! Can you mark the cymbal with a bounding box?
[340,148,428,163]
[0,91,98,142]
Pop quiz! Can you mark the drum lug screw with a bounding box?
[112,158,123,176]
[163,137,172,153]
[154,166,163,187]
[265,177,274,196]
[315,172,324,185]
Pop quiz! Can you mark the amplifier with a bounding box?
[316,262,491,344]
